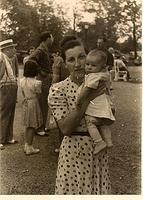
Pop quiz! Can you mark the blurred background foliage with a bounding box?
[0,0,141,59]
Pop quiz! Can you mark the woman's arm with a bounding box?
[58,100,88,136]
[58,82,106,136]
[76,87,96,108]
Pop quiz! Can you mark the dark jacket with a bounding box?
[106,51,114,70]
[29,42,52,74]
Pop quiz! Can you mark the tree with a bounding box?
[0,0,41,49]
[0,0,70,51]
[82,0,141,57]
[31,0,70,51]
[82,0,122,43]
[120,0,142,58]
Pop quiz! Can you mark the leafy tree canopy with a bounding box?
[0,0,70,51]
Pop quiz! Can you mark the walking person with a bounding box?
[0,39,18,150]
[20,60,43,155]
[29,31,54,135]
[48,35,111,194]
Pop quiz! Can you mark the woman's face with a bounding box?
[65,45,86,83]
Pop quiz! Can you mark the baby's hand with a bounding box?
[100,74,109,81]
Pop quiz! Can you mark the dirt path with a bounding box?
[0,79,141,195]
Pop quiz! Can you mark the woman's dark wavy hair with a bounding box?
[60,35,83,61]
[39,31,51,43]
[23,60,39,78]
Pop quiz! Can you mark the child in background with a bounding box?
[20,60,43,155]
[76,50,115,154]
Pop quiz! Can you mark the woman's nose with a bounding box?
[75,59,80,67]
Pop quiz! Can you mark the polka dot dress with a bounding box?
[48,77,111,195]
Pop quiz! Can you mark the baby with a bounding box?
[77,50,115,154]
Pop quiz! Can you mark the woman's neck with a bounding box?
[70,72,85,86]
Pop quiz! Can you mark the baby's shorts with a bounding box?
[85,115,114,126]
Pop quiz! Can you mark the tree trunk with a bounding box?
[133,20,137,59]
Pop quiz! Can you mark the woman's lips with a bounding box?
[75,69,85,72]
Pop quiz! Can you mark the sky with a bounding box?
[53,0,95,24]
[53,0,142,24]
[53,0,142,43]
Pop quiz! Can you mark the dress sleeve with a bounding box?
[48,83,69,121]
[34,80,42,94]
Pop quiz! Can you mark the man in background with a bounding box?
[29,31,54,135]
[0,39,18,150]
[97,36,114,89]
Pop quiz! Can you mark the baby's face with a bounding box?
[85,54,103,74]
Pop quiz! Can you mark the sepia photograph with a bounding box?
[0,0,142,197]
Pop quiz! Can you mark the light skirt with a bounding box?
[23,98,43,129]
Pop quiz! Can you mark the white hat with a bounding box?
[0,39,17,50]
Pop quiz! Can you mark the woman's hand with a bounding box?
[86,80,106,102]
[58,81,106,136]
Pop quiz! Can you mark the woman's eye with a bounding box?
[67,58,75,62]
[79,55,86,59]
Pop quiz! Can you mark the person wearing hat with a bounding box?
[0,39,18,150]
[29,31,54,136]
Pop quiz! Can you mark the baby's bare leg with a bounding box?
[85,115,106,154]
[100,125,113,147]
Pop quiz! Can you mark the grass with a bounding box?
[0,68,141,195]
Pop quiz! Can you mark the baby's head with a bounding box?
[85,50,107,74]
[23,60,39,78]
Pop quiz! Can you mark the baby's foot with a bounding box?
[106,141,113,148]
[93,140,107,154]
